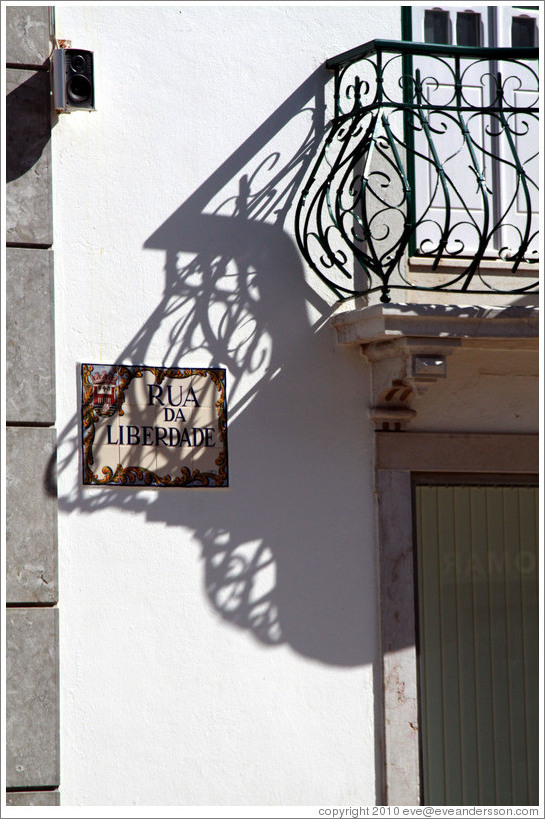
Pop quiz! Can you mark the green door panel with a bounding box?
[415,484,539,806]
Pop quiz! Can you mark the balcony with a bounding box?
[295,40,539,303]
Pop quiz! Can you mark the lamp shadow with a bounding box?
[49,68,376,668]
[6,64,51,184]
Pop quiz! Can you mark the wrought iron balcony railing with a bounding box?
[295,40,539,302]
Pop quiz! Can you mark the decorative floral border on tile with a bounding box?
[81,364,228,487]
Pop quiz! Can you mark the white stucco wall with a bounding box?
[52,3,401,807]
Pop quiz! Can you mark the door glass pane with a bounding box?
[424,9,451,44]
[415,483,539,806]
[456,12,481,46]
[512,16,536,47]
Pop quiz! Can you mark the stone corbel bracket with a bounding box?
[332,303,539,431]
[362,338,443,431]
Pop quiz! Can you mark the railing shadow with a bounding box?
[48,68,376,667]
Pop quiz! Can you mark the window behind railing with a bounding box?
[409,6,539,263]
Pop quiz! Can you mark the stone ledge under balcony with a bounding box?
[332,303,539,352]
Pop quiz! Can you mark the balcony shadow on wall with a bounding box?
[49,69,375,668]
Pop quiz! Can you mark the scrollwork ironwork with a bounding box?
[295,40,539,302]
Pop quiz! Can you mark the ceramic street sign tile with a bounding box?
[81,364,228,487]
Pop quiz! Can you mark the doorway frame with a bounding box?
[374,431,539,805]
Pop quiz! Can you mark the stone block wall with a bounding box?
[6,5,60,806]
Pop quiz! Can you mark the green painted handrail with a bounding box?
[326,39,538,69]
